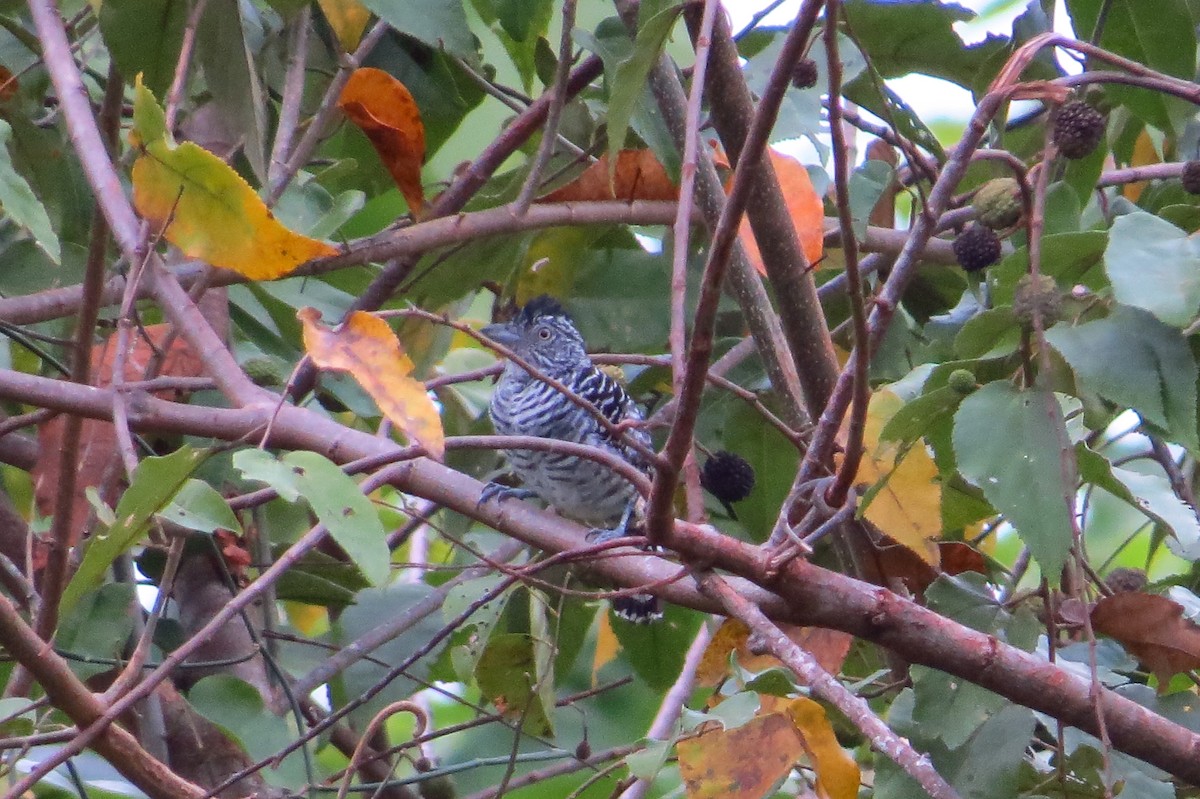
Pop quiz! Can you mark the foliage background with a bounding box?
[0,0,1200,798]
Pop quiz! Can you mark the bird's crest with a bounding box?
[516,295,570,326]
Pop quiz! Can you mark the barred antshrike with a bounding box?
[481,296,661,623]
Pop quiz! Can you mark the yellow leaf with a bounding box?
[677,712,804,799]
[338,68,426,214]
[592,612,620,685]
[695,618,750,687]
[856,390,942,565]
[130,82,336,280]
[284,601,328,636]
[786,697,861,799]
[317,0,371,51]
[1122,128,1160,203]
[737,148,825,275]
[299,309,445,460]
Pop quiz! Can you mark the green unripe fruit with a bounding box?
[972,177,1023,229]
[1012,273,1062,329]
[947,369,977,394]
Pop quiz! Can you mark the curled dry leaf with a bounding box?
[1091,592,1200,689]
[298,308,445,460]
[129,79,336,279]
[338,67,427,214]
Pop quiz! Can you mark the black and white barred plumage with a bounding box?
[482,296,661,622]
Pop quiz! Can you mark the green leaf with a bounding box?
[188,675,307,788]
[61,446,207,617]
[880,386,963,447]
[745,30,866,151]
[475,633,555,736]
[98,0,187,96]
[954,307,1020,359]
[1045,305,1199,451]
[848,159,894,238]
[233,449,390,585]
[160,478,242,534]
[952,383,1074,580]
[1104,212,1200,328]
[196,0,268,181]
[841,0,1007,89]
[332,583,449,725]
[495,0,553,42]
[990,231,1106,306]
[132,78,169,146]
[605,3,683,169]
[1076,445,1200,560]
[611,603,705,691]
[1066,0,1196,133]
[57,583,136,680]
[357,0,477,59]
[0,120,59,264]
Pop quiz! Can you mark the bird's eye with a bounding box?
[537,327,552,340]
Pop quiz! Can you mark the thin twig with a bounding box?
[513,0,578,214]
[667,0,719,524]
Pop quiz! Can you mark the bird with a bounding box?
[480,295,662,623]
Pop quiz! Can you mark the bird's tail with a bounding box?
[612,593,663,624]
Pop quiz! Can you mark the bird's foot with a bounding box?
[478,482,537,509]
[585,526,636,544]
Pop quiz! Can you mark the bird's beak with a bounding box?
[481,323,520,348]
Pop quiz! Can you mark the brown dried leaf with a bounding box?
[539,149,677,203]
[1091,592,1200,689]
[338,68,426,214]
[33,325,204,544]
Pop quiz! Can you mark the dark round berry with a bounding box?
[701,451,755,504]
[791,58,818,90]
[1052,101,1105,160]
[575,740,592,760]
[1182,160,1200,195]
[952,224,1002,273]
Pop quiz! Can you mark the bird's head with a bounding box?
[482,295,587,372]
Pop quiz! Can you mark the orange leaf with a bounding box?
[677,712,804,799]
[1091,592,1200,689]
[786,697,860,799]
[338,68,426,214]
[0,66,18,102]
[299,308,445,460]
[539,149,678,203]
[736,149,824,274]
